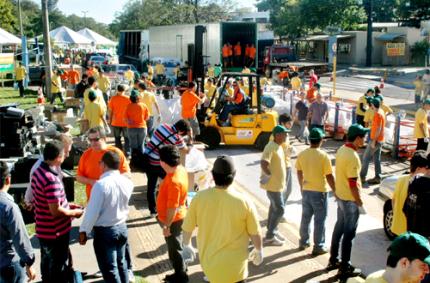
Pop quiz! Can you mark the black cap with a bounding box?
[212,155,235,175]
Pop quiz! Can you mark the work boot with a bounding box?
[312,246,328,256]
[367,177,381,185]
[337,264,362,280]
[326,259,341,271]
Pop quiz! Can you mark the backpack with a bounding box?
[403,175,430,237]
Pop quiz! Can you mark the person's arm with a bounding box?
[326,173,336,194]
[371,124,382,148]
[359,102,366,113]
[182,230,193,245]
[260,160,271,176]
[324,106,329,124]
[419,122,428,138]
[250,234,263,251]
[297,170,304,191]
[108,108,113,124]
[162,208,176,237]
[79,185,103,236]
[349,178,363,207]
[75,175,96,186]
[48,202,83,218]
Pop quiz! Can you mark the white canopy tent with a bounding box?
[77,28,116,46]
[0,28,21,45]
[46,26,92,47]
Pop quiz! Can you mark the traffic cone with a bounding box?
[37,87,45,105]
[380,78,384,89]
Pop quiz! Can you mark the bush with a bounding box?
[411,40,430,66]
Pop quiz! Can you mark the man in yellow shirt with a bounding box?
[154,60,165,84]
[260,125,289,246]
[84,90,107,129]
[137,82,161,138]
[278,114,294,205]
[328,124,368,280]
[204,78,217,108]
[290,72,302,91]
[363,97,375,128]
[365,232,430,283]
[206,63,214,78]
[83,77,106,111]
[50,69,64,104]
[15,62,27,97]
[123,66,135,83]
[391,150,428,237]
[182,156,263,283]
[356,89,374,126]
[146,63,154,81]
[97,70,111,103]
[414,99,430,150]
[296,127,335,255]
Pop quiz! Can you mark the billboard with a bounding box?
[0,53,15,73]
[386,43,405,57]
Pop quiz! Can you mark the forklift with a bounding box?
[197,72,278,150]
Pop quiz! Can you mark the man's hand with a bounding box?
[370,140,376,149]
[249,248,264,266]
[69,203,83,210]
[73,209,84,218]
[162,226,171,237]
[356,199,363,207]
[25,265,36,282]
[424,137,429,143]
[182,244,197,263]
[79,232,87,245]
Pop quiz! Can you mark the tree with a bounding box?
[0,0,17,33]
[396,0,430,27]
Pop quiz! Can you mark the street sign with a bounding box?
[328,35,337,64]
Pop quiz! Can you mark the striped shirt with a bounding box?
[144,123,186,166]
[32,162,71,239]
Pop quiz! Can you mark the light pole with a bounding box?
[42,0,53,99]
[82,10,89,27]
[365,0,373,67]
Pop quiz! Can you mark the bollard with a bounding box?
[351,106,356,124]
[290,91,294,116]
[392,113,401,159]
[334,102,340,136]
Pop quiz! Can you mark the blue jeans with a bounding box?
[128,128,147,153]
[113,126,130,156]
[297,120,308,142]
[299,191,328,248]
[147,116,155,139]
[0,261,25,283]
[93,224,128,283]
[38,233,70,283]
[329,200,359,266]
[219,103,242,121]
[360,141,382,180]
[283,167,293,203]
[266,191,285,238]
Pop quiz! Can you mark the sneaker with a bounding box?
[298,243,310,251]
[326,260,341,271]
[337,264,362,279]
[264,236,285,246]
[128,270,136,282]
[274,232,286,242]
[367,177,381,185]
[164,273,189,283]
[93,271,103,278]
[312,246,328,256]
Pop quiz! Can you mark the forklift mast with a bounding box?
[192,25,206,94]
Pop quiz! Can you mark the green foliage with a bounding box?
[0,0,17,33]
[395,0,430,27]
[410,40,430,66]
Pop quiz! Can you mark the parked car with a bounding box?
[102,64,139,78]
[380,174,407,240]
[88,55,106,67]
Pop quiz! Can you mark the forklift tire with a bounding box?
[255,132,271,151]
[200,126,221,149]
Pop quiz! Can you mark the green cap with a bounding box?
[347,123,369,140]
[375,94,384,101]
[130,89,139,97]
[366,88,375,94]
[371,97,381,108]
[389,232,430,265]
[88,90,97,101]
[313,83,321,89]
[272,125,290,135]
[423,98,430,105]
[309,127,325,140]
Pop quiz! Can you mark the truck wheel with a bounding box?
[200,127,221,149]
[383,200,396,240]
[255,132,271,151]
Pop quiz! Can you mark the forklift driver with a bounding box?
[218,80,249,126]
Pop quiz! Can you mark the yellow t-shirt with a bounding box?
[414,108,429,139]
[270,135,292,168]
[381,103,393,115]
[240,84,249,96]
[364,108,375,127]
[365,270,388,283]
[356,95,368,116]
[335,145,362,201]
[83,88,106,111]
[124,70,134,82]
[155,64,165,75]
[84,102,105,128]
[261,141,286,192]
[291,77,302,90]
[51,74,62,93]
[97,76,111,93]
[140,91,157,116]
[182,187,261,283]
[391,174,410,236]
[296,147,332,192]
[15,66,27,81]
[207,67,215,78]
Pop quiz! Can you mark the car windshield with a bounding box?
[118,65,136,72]
[91,56,105,61]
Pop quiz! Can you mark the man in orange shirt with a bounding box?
[108,84,131,157]
[228,43,234,68]
[248,44,256,67]
[156,145,189,283]
[360,97,385,185]
[67,65,80,89]
[181,82,203,138]
[76,126,130,200]
[306,82,320,103]
[126,91,149,154]
[222,43,230,68]
[234,42,242,67]
[245,44,251,66]
[218,80,249,125]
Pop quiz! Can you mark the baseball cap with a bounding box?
[347,124,369,140]
[371,97,381,108]
[423,98,430,105]
[130,89,139,97]
[389,232,430,265]
[366,88,375,93]
[212,155,236,175]
[272,125,290,135]
[309,127,325,140]
[88,90,97,101]
[313,83,321,89]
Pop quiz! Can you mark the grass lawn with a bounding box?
[0,87,63,109]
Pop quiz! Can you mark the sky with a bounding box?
[49,0,257,24]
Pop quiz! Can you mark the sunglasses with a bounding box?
[88,137,101,142]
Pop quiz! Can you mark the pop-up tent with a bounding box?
[77,28,116,46]
[0,28,21,45]
[48,26,92,46]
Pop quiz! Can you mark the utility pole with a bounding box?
[82,10,89,27]
[365,0,373,67]
[17,0,29,88]
[42,0,52,99]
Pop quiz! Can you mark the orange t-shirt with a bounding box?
[234,44,241,56]
[222,45,229,58]
[249,47,256,59]
[306,88,316,102]
[60,71,68,81]
[228,46,233,56]
[370,108,385,142]
[181,90,200,119]
[156,165,188,224]
[278,71,289,80]
[67,70,80,85]
[245,46,251,57]
[77,145,130,199]
[109,94,131,127]
[125,102,149,128]
[233,89,244,104]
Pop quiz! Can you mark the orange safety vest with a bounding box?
[228,46,233,56]
[234,44,241,56]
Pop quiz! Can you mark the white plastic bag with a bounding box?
[185,147,208,173]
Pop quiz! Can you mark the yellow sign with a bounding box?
[0,53,15,73]
[386,43,405,57]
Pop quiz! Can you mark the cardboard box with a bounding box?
[66,89,75,98]
[64,98,80,108]
[51,112,67,123]
[78,119,89,135]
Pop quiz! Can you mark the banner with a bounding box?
[386,43,405,57]
[0,53,15,73]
